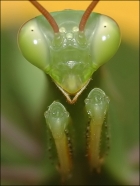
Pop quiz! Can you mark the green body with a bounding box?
[18,8,121,182]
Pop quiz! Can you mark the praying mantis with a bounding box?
[18,0,121,182]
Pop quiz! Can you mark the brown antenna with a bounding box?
[29,0,59,33]
[79,0,99,32]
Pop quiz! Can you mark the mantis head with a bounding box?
[18,0,121,103]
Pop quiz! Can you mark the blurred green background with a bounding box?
[1,1,139,185]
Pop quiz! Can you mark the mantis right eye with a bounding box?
[18,19,50,71]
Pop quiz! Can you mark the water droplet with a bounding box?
[72,26,79,32]
[59,27,66,33]
[66,33,73,39]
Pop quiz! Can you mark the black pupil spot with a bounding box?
[104,25,106,28]
[31,29,34,31]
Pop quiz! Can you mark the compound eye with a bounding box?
[91,15,121,69]
[18,19,50,71]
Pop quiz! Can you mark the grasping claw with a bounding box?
[85,88,110,172]
[44,101,72,182]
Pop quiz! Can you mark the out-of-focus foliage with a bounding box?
[1,1,139,185]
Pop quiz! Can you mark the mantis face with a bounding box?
[18,0,121,103]
[18,0,121,182]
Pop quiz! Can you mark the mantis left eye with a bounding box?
[90,15,121,69]
[18,19,50,71]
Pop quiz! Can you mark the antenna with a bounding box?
[79,0,99,31]
[29,0,59,33]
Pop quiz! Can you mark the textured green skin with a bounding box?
[44,101,69,139]
[18,10,121,95]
